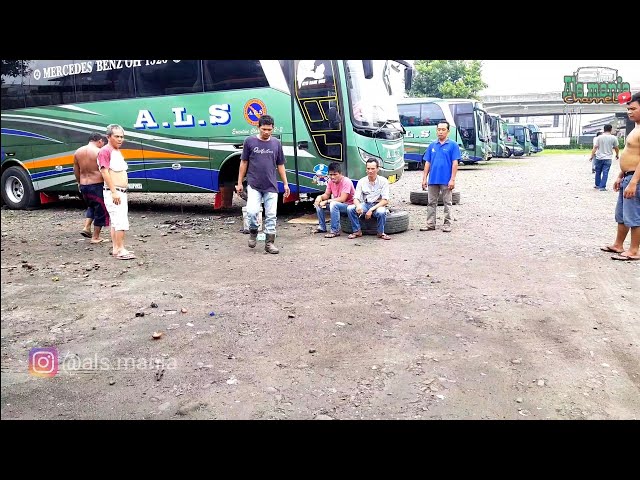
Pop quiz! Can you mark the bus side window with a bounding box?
[398,104,420,127]
[421,103,446,126]
[74,63,135,103]
[23,60,76,108]
[135,60,203,97]
[203,60,268,92]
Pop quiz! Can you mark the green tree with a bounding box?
[1,60,30,84]
[408,60,487,99]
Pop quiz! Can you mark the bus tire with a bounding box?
[339,208,409,235]
[409,190,460,206]
[1,166,40,210]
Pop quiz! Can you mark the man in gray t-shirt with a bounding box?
[236,114,290,254]
[590,124,620,191]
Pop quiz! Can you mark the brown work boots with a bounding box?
[248,230,279,254]
[265,233,279,254]
[248,229,258,248]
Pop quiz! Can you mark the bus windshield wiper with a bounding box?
[374,119,404,135]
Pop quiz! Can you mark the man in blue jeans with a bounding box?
[590,124,620,191]
[313,162,355,238]
[347,159,391,240]
[236,115,290,254]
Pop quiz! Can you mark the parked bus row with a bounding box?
[1,60,413,210]
[398,97,491,169]
[488,114,545,159]
[395,93,546,170]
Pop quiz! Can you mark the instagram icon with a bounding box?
[29,347,59,377]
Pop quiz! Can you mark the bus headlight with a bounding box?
[358,148,382,164]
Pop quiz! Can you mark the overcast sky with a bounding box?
[479,60,639,96]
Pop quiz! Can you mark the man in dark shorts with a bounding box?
[603,92,640,261]
[73,133,110,243]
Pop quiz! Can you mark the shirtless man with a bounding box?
[73,133,109,242]
[98,124,135,260]
[601,92,640,261]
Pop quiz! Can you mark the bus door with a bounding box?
[524,127,532,155]
[293,60,346,198]
[448,102,481,161]
[475,108,490,160]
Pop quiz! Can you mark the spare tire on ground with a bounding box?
[339,208,410,235]
[409,190,460,206]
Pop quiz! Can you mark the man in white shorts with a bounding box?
[98,124,135,260]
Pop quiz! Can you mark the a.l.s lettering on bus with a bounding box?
[133,105,232,130]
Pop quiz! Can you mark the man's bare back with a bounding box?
[619,125,640,172]
[74,143,103,185]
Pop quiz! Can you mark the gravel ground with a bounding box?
[1,153,638,420]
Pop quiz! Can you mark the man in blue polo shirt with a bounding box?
[420,121,461,232]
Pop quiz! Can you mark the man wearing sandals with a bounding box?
[313,162,355,238]
[601,91,640,261]
[98,124,136,260]
[347,159,391,240]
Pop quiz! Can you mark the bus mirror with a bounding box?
[362,60,374,79]
[405,68,414,91]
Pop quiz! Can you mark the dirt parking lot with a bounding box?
[1,153,638,420]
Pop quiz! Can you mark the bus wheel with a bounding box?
[1,166,40,210]
[504,148,511,158]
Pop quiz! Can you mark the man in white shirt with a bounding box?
[346,159,391,240]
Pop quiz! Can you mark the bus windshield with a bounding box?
[347,60,402,129]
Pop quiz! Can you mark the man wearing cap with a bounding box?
[601,92,640,261]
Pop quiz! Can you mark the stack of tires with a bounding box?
[409,190,461,206]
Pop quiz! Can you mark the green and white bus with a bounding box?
[397,97,491,169]
[526,123,545,153]
[505,122,532,156]
[487,113,509,158]
[1,60,412,210]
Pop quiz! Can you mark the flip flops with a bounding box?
[600,246,623,253]
[80,230,92,238]
[90,238,107,244]
[347,231,362,239]
[114,249,136,260]
[313,228,327,234]
[377,233,391,240]
[611,254,640,261]
[324,232,340,238]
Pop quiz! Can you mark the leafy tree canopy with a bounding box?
[408,60,487,99]
[1,60,29,84]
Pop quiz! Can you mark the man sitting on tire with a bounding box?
[313,161,355,238]
[420,121,460,233]
[347,159,391,240]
